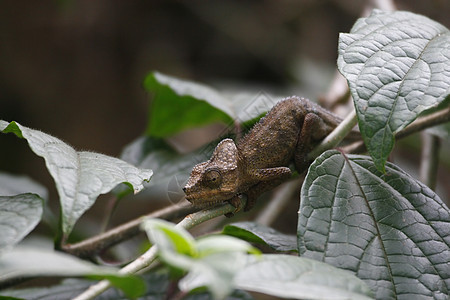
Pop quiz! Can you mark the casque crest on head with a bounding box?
[208,138,238,170]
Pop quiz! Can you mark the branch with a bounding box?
[62,201,198,258]
[255,179,301,226]
[396,107,450,139]
[342,106,450,154]
[419,132,441,190]
[72,197,246,300]
[308,109,359,160]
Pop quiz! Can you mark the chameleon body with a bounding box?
[183,96,350,212]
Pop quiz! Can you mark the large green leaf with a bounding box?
[298,150,450,299]
[235,254,374,300]
[0,244,145,298]
[0,120,153,238]
[141,218,197,258]
[144,72,278,138]
[144,72,234,137]
[0,273,253,300]
[119,136,213,201]
[338,10,450,171]
[223,221,297,252]
[0,172,48,200]
[0,194,43,254]
[141,218,259,299]
[0,278,128,300]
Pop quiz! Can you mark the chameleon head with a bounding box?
[183,138,241,207]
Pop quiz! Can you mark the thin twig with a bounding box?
[72,198,247,300]
[62,201,198,258]
[318,71,350,110]
[255,179,301,227]
[342,106,450,154]
[370,0,396,11]
[397,107,450,139]
[419,132,441,190]
[308,109,359,160]
[99,195,119,233]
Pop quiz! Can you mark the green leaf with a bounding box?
[6,266,251,299]
[196,235,260,257]
[338,10,450,171]
[0,120,153,238]
[227,91,279,129]
[88,275,146,299]
[298,150,450,299]
[143,72,279,138]
[1,279,108,300]
[0,244,144,297]
[0,173,58,234]
[234,254,374,300]
[141,218,197,257]
[0,194,43,254]
[142,219,259,299]
[1,271,169,300]
[119,136,213,199]
[223,221,297,252]
[0,172,48,199]
[178,252,254,300]
[144,71,234,137]
[183,290,254,300]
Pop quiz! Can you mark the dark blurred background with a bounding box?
[1,1,449,229]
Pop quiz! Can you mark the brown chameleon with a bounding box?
[183,96,356,213]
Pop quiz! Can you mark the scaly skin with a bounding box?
[183,96,349,212]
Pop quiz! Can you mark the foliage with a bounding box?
[298,151,449,299]
[1,9,449,300]
[338,9,450,172]
[0,121,152,241]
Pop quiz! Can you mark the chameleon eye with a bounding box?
[204,169,222,188]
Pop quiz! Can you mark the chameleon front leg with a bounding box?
[294,112,329,173]
[225,194,247,218]
[225,166,291,216]
[243,167,292,211]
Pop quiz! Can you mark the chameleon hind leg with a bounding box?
[294,112,329,173]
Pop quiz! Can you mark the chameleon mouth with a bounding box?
[184,192,240,208]
[186,198,228,209]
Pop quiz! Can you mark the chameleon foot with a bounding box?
[225,194,247,218]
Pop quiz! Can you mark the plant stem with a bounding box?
[99,195,119,234]
[342,106,450,154]
[318,71,350,109]
[419,132,441,190]
[308,109,358,160]
[72,199,246,300]
[62,201,198,258]
[255,179,301,226]
[396,106,450,139]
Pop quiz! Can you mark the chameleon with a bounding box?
[183,96,357,213]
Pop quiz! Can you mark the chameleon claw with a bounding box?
[225,194,246,218]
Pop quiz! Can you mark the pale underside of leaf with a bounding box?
[234,254,374,300]
[0,194,43,254]
[0,245,116,283]
[0,172,48,199]
[0,120,153,237]
[0,244,145,298]
[298,150,450,299]
[338,10,450,170]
